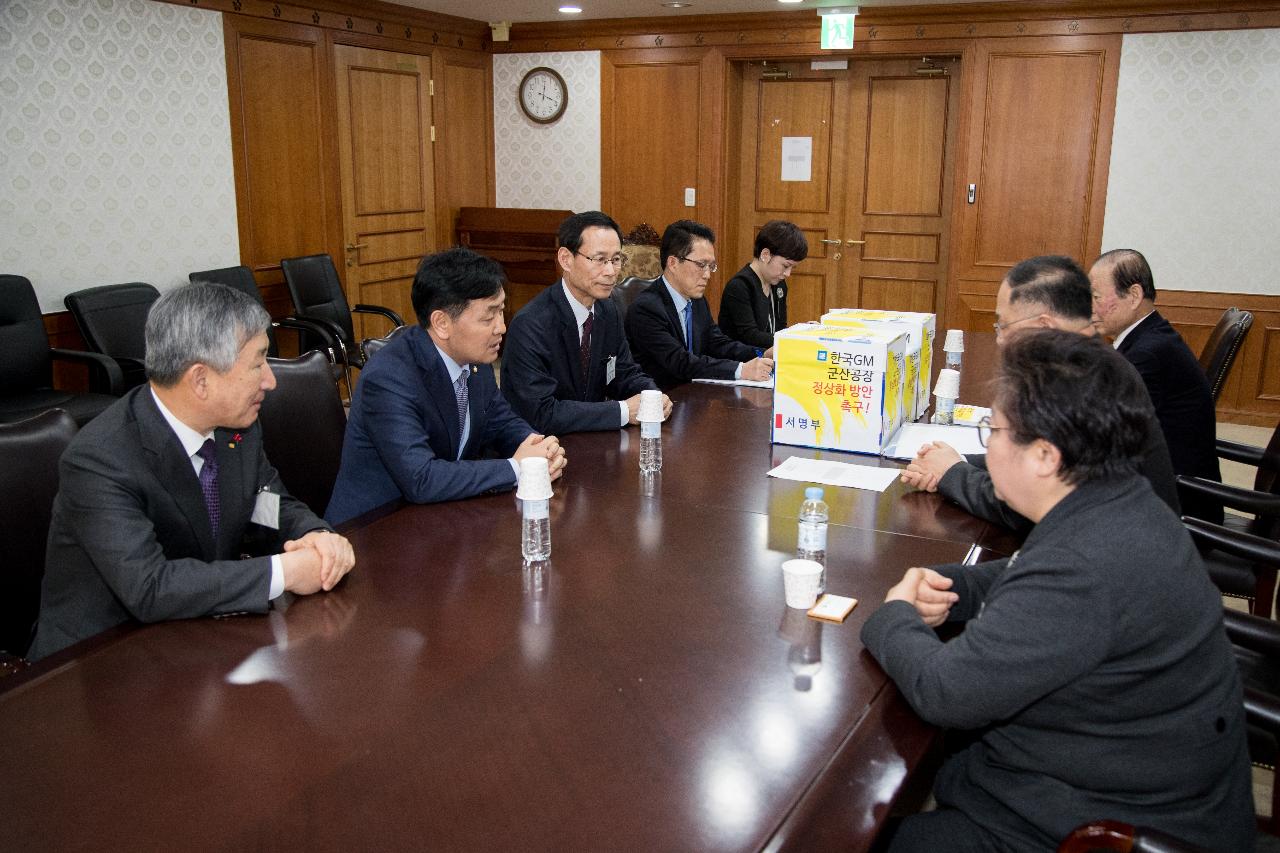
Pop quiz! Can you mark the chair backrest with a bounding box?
[1199,307,1253,403]
[258,350,347,517]
[280,255,355,345]
[361,323,413,363]
[0,274,53,394]
[610,276,651,321]
[63,283,160,361]
[0,409,78,657]
[189,266,278,355]
[1256,421,1280,501]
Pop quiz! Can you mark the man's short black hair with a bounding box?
[995,329,1151,485]
[557,211,623,255]
[660,220,716,268]
[753,220,808,262]
[1095,248,1156,301]
[411,246,506,325]
[1004,255,1093,323]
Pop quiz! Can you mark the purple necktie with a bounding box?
[196,438,220,540]
[454,368,470,446]
[580,311,594,383]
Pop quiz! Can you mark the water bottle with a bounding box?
[521,498,551,561]
[797,487,829,575]
[640,419,662,473]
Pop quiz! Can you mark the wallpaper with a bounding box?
[0,0,239,313]
[493,51,600,213]
[1102,29,1280,295]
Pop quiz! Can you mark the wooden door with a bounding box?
[733,58,958,325]
[948,36,1120,332]
[333,44,437,338]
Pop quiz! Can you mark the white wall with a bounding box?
[492,51,601,213]
[0,0,239,313]
[1102,29,1280,294]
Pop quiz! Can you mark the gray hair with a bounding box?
[145,281,271,386]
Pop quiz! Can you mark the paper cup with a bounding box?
[782,559,824,610]
[516,456,553,501]
[933,368,961,399]
[638,388,664,423]
[943,329,965,353]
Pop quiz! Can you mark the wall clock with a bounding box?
[518,66,568,125]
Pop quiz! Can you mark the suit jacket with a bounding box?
[717,264,786,350]
[502,282,656,434]
[324,325,532,526]
[625,277,758,391]
[862,476,1254,852]
[30,386,324,661]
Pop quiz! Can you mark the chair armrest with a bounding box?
[353,304,405,328]
[1185,517,1280,566]
[1222,608,1280,659]
[1177,475,1280,517]
[1217,437,1264,468]
[1245,686,1280,736]
[284,314,352,366]
[273,317,340,364]
[49,347,125,394]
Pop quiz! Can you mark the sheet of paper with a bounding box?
[882,422,986,461]
[780,136,812,182]
[692,377,774,388]
[766,455,900,493]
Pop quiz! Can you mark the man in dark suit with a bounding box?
[866,330,1253,853]
[718,219,807,350]
[325,248,565,526]
[1089,249,1222,522]
[30,282,354,661]
[625,220,774,391]
[900,255,1180,532]
[503,210,670,434]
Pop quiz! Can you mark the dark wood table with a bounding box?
[0,337,1010,852]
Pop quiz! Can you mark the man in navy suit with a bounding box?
[503,211,670,434]
[1089,249,1221,522]
[325,248,566,526]
[625,220,773,391]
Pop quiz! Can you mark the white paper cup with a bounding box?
[782,559,824,610]
[933,368,961,399]
[516,456,553,501]
[638,388,665,423]
[943,329,965,353]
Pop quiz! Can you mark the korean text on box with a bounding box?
[820,309,936,420]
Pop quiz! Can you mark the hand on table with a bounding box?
[741,356,774,382]
[884,567,959,627]
[283,530,356,592]
[899,441,963,493]
[515,433,567,480]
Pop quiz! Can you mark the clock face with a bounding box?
[519,66,567,125]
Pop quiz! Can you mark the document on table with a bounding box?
[882,422,986,461]
[767,455,900,493]
[692,377,774,388]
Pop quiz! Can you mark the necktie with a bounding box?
[580,311,594,384]
[196,438,220,541]
[454,368,469,447]
[683,302,694,352]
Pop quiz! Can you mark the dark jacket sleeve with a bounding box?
[718,273,774,350]
[626,293,741,386]
[936,459,1033,535]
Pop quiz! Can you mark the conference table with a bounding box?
[0,337,1014,851]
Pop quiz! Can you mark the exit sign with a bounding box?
[820,14,856,50]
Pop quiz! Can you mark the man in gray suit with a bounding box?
[30,282,354,661]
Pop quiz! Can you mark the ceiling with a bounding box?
[387,0,1031,26]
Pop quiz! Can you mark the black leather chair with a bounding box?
[360,323,413,364]
[1198,307,1253,404]
[280,254,404,381]
[259,350,348,517]
[189,265,350,397]
[0,409,78,662]
[1058,820,1209,852]
[610,276,651,321]
[1179,422,1280,616]
[0,274,122,426]
[63,282,161,390]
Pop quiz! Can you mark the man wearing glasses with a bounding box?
[900,255,1179,533]
[503,210,670,435]
[625,220,774,391]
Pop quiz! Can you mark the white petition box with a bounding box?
[820,309,937,420]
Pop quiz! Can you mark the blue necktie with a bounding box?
[683,302,693,352]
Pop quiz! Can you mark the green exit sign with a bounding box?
[820,14,856,50]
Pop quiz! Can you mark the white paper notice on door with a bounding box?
[781,136,812,182]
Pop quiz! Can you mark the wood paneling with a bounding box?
[755,79,834,213]
[864,77,948,217]
[859,276,938,315]
[863,231,940,264]
[438,54,496,247]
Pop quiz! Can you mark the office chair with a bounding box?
[610,276,651,321]
[1057,820,1209,852]
[1199,307,1253,404]
[360,323,413,364]
[0,274,122,426]
[258,350,348,517]
[63,282,161,389]
[0,408,78,661]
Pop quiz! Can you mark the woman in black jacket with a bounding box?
[717,220,807,350]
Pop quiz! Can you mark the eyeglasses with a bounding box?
[976,416,1011,448]
[575,252,627,270]
[677,256,718,274]
[992,314,1040,335]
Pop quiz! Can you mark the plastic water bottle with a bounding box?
[640,419,662,473]
[522,498,551,561]
[797,487,829,571]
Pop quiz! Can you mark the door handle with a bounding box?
[844,240,866,246]
[345,243,368,252]
[819,239,841,245]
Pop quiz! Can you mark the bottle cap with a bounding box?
[804,486,824,501]
[943,329,965,352]
[933,368,961,399]
[637,389,665,423]
[516,456,554,501]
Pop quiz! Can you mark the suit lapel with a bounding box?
[551,284,588,397]
[135,388,217,559]
[654,278,688,350]
[412,328,464,458]
[212,427,246,558]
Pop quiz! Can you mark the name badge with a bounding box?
[251,488,281,529]
[605,355,617,385]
